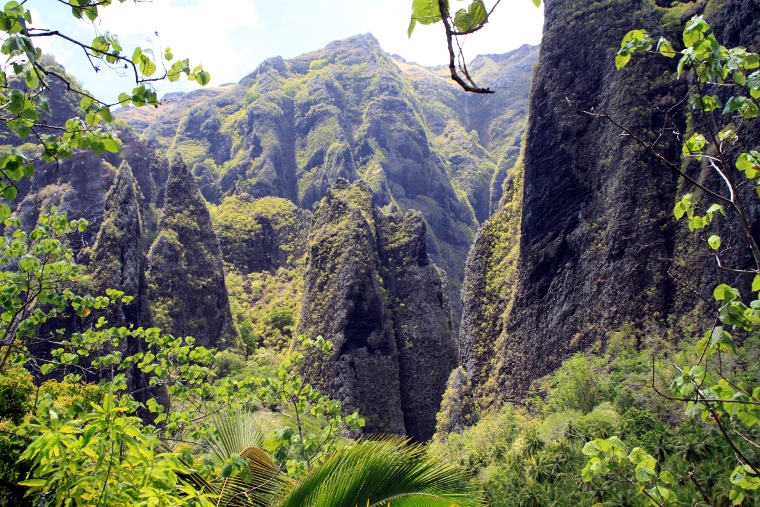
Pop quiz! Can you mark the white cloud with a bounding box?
[28,0,543,103]
[28,8,75,67]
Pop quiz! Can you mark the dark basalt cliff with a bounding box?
[80,161,149,327]
[457,0,760,409]
[297,180,456,441]
[147,154,241,349]
[10,129,241,351]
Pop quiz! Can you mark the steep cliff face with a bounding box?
[458,0,760,408]
[80,161,149,327]
[377,208,457,441]
[147,154,241,349]
[116,37,537,323]
[11,128,166,248]
[297,180,456,441]
[76,161,159,405]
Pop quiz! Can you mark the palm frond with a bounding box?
[276,437,484,507]
[209,446,294,507]
[206,409,265,463]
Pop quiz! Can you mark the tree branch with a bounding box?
[436,0,494,94]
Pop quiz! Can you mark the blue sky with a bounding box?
[29,0,544,104]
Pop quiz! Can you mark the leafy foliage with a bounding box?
[18,392,214,507]
[0,0,210,222]
[278,438,484,507]
[431,336,760,506]
[0,208,482,507]
[258,335,365,477]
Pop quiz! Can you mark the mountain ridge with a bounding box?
[115,35,538,325]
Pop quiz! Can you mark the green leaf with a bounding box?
[3,185,17,200]
[748,71,760,93]
[194,69,210,86]
[683,15,709,48]
[410,0,442,26]
[724,96,759,118]
[9,90,24,115]
[453,9,472,32]
[683,132,708,157]
[708,235,721,250]
[17,479,47,487]
[407,18,417,38]
[628,447,651,465]
[616,52,631,70]
[469,0,488,27]
[635,464,656,483]
[680,383,695,397]
[753,275,760,292]
[705,203,726,218]
[24,69,39,89]
[138,55,156,77]
[92,35,108,55]
[0,203,10,222]
[278,438,483,507]
[714,284,739,301]
[701,95,721,112]
[90,140,105,155]
[659,470,675,485]
[744,53,760,69]
[657,37,676,58]
[103,137,120,153]
[99,106,112,123]
[737,410,758,428]
[737,152,760,176]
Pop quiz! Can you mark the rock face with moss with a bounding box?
[147,153,240,349]
[82,161,149,326]
[213,194,311,274]
[297,180,455,441]
[457,0,760,410]
[9,128,166,250]
[116,36,537,325]
[376,207,457,441]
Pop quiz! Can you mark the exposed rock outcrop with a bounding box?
[458,0,760,409]
[78,161,160,408]
[82,161,149,326]
[297,180,456,441]
[147,153,240,349]
[377,207,457,441]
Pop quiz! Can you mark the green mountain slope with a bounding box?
[116,36,537,322]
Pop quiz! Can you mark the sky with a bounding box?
[29,0,544,104]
